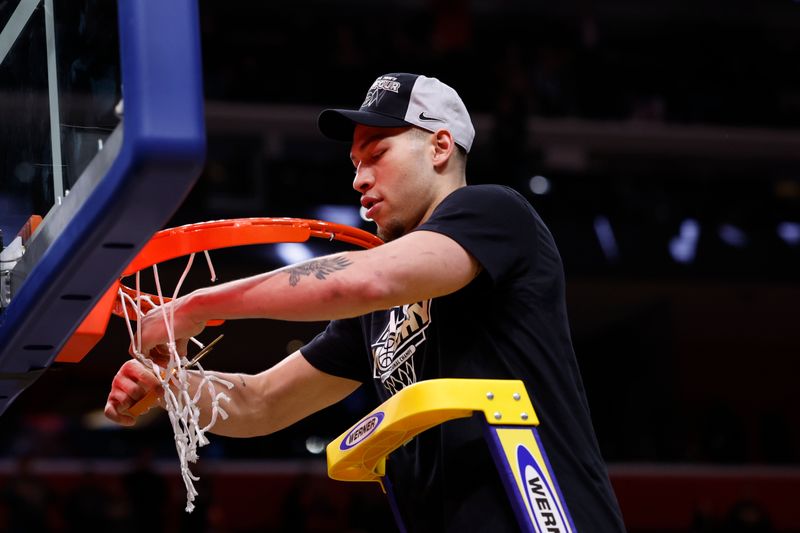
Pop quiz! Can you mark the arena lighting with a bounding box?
[528,175,551,195]
[313,204,362,227]
[305,436,326,455]
[777,222,800,245]
[275,242,314,265]
[669,219,700,264]
[592,215,619,262]
[718,224,749,247]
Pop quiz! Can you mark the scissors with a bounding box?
[127,333,224,416]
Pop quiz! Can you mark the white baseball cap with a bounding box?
[318,73,475,153]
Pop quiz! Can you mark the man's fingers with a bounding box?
[176,338,189,356]
[155,344,171,356]
[152,342,187,358]
[104,360,161,426]
[146,348,171,367]
[104,401,135,426]
[105,385,138,425]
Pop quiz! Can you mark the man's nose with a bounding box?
[352,162,373,193]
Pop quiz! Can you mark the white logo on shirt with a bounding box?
[371,300,432,395]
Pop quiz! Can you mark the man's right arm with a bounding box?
[104,350,361,437]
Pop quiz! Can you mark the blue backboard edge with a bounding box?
[0,0,207,415]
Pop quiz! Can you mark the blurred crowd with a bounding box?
[198,1,800,129]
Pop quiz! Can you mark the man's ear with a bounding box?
[432,129,455,169]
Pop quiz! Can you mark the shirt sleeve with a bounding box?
[415,185,538,285]
[300,317,370,383]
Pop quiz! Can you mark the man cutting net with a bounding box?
[104,72,626,532]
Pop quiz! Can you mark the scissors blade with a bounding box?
[188,334,224,367]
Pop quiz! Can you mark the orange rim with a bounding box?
[113,217,383,321]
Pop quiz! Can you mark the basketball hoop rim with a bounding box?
[114,217,383,320]
[123,217,382,275]
[57,217,382,362]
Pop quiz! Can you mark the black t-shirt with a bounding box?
[302,184,626,532]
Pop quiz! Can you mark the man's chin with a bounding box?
[376,221,406,242]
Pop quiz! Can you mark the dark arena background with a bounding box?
[2,0,800,531]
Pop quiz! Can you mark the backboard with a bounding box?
[0,0,207,416]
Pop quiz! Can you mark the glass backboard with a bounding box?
[0,0,120,243]
[0,0,207,416]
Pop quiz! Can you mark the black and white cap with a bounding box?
[318,73,475,153]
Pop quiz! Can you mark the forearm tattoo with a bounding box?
[286,256,353,286]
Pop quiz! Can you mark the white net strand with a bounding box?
[135,271,142,354]
[117,287,147,365]
[119,252,232,512]
[203,249,217,282]
[193,362,232,432]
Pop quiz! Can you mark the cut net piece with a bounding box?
[119,252,232,512]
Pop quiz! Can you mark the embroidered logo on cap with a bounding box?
[418,112,443,122]
[361,75,402,108]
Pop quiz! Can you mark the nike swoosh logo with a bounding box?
[418,112,444,122]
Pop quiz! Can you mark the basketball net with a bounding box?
[117,251,233,512]
[102,217,383,512]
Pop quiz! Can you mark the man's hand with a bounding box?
[104,359,162,426]
[132,296,206,359]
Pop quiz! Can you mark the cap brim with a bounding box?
[318,109,411,143]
